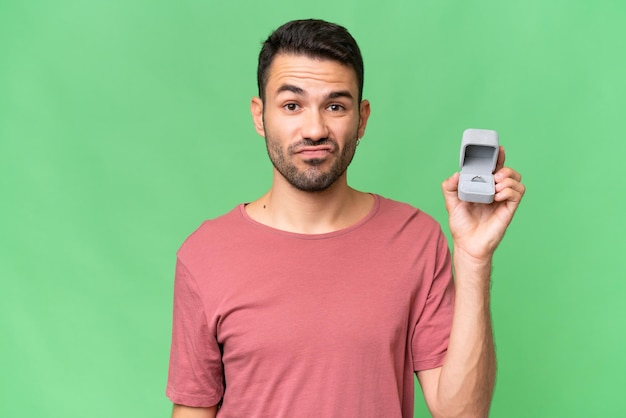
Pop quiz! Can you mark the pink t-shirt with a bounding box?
[167,195,455,417]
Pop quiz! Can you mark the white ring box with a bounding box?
[458,129,499,204]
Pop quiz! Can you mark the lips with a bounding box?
[294,145,334,159]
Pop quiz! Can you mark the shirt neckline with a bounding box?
[237,194,381,240]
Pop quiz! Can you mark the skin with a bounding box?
[247,53,372,234]
[172,405,217,418]
[172,53,525,418]
[417,147,525,417]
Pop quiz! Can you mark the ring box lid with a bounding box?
[458,129,499,203]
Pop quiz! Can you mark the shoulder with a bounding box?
[177,205,246,260]
[374,194,442,232]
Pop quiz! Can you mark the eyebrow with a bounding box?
[276,84,305,96]
[328,90,354,100]
[276,84,354,100]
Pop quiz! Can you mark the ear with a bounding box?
[357,99,371,139]
[250,97,265,137]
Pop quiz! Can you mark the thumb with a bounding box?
[441,172,461,211]
[441,171,460,194]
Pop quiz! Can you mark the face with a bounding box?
[251,54,370,192]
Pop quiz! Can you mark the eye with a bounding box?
[283,103,300,111]
[327,104,345,112]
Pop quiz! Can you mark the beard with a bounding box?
[264,130,359,193]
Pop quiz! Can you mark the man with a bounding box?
[167,19,525,418]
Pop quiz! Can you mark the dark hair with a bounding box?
[257,19,364,102]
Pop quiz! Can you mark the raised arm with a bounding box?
[418,147,525,417]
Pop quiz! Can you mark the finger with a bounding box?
[495,166,522,183]
[441,171,460,193]
[494,185,525,204]
[441,172,461,212]
[494,180,526,203]
[494,146,506,172]
[495,177,526,195]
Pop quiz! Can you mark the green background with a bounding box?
[2,1,624,416]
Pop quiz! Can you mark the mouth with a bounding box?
[294,145,334,159]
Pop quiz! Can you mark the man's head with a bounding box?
[257,19,364,103]
[251,20,370,193]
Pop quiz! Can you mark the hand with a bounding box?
[441,146,525,261]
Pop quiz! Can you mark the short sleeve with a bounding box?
[412,231,455,371]
[166,258,224,407]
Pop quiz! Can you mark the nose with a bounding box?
[300,109,329,141]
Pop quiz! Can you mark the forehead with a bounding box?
[265,53,358,96]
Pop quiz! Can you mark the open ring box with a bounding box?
[458,129,499,204]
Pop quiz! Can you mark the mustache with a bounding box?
[293,138,334,147]
[288,138,337,152]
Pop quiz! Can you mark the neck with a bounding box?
[246,171,373,234]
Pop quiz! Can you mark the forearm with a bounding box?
[172,404,217,418]
[434,247,496,417]
[426,148,523,416]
